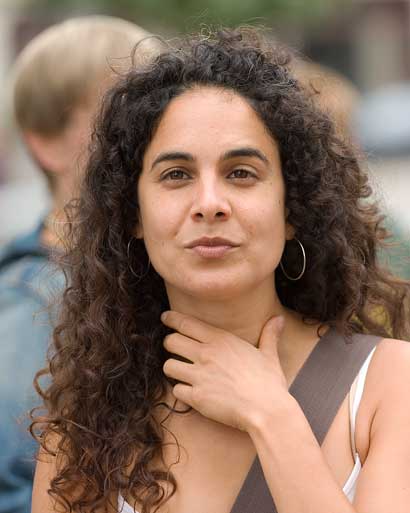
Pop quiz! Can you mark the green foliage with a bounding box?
[29,0,334,30]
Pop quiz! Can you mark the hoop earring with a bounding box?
[127,238,151,282]
[280,238,306,281]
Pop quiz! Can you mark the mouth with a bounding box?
[186,236,239,248]
[185,237,240,259]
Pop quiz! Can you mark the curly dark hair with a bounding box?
[31,27,410,513]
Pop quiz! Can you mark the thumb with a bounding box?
[258,315,285,358]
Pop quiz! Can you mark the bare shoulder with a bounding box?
[352,338,410,511]
[32,438,117,513]
[364,337,410,410]
[363,337,410,439]
[31,446,58,513]
[374,336,410,358]
[370,337,410,389]
[356,338,410,449]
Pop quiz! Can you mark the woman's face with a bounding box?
[137,87,293,301]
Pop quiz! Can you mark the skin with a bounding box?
[137,87,306,347]
[32,87,410,512]
[25,101,97,248]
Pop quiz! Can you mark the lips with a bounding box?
[185,237,240,259]
[185,236,239,249]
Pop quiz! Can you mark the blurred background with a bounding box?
[0,0,409,274]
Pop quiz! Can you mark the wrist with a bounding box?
[246,394,300,440]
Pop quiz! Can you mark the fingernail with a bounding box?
[161,311,169,322]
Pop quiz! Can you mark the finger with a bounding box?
[258,316,284,358]
[161,311,226,344]
[163,333,201,363]
[163,358,196,385]
[172,383,194,407]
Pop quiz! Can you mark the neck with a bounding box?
[41,201,70,249]
[167,279,288,347]
[41,175,78,249]
[165,279,325,386]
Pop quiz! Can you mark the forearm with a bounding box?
[248,396,356,513]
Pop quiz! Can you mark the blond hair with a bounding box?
[12,15,158,136]
[292,59,360,139]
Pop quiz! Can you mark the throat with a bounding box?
[165,281,284,347]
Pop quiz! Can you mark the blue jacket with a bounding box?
[0,224,63,513]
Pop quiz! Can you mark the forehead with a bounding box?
[143,86,280,163]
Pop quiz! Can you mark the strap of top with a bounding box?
[348,346,378,456]
[229,328,381,513]
[289,329,380,445]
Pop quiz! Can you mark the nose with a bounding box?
[190,175,232,223]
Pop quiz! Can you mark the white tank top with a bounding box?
[118,346,377,511]
[342,345,377,501]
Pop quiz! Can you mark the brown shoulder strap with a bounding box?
[229,328,381,513]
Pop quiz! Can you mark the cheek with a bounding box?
[138,192,181,249]
[240,195,287,267]
[242,192,285,235]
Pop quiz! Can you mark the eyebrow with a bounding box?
[221,147,269,165]
[150,146,269,171]
[151,151,194,171]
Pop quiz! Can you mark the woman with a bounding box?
[32,28,410,513]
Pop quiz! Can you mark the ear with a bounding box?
[134,226,144,239]
[134,217,144,239]
[285,223,295,241]
[24,131,65,175]
[284,208,295,241]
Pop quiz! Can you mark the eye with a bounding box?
[228,168,257,180]
[160,169,191,181]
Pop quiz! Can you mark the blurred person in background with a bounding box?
[293,59,410,280]
[291,58,360,140]
[354,82,410,279]
[0,16,158,513]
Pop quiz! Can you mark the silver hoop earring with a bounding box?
[280,238,306,281]
[127,238,151,282]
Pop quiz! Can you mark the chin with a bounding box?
[190,285,242,301]
[167,273,257,302]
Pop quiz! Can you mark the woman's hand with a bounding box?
[161,311,293,432]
